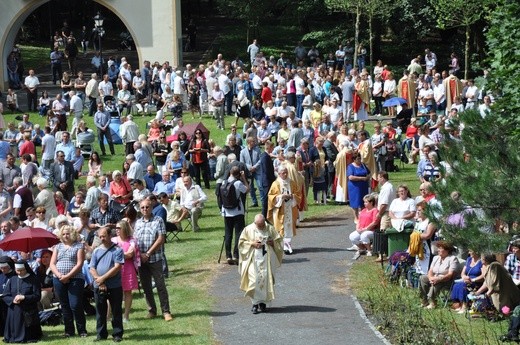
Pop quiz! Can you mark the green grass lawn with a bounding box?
[18,45,52,71]
[349,259,507,345]
[5,110,365,343]
[3,108,425,344]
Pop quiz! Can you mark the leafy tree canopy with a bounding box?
[431,1,520,253]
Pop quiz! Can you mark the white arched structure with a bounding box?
[1,0,182,90]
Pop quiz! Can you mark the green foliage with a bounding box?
[430,110,517,253]
[216,0,267,22]
[485,1,520,132]
[302,29,349,53]
[387,0,436,43]
[428,2,520,253]
[430,0,487,30]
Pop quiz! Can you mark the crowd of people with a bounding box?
[0,27,514,340]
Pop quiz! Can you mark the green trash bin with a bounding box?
[386,226,413,256]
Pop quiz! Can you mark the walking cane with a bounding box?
[217,235,225,263]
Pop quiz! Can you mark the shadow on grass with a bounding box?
[173,268,211,277]
[127,331,192,340]
[267,305,337,313]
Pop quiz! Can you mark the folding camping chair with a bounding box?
[165,222,181,241]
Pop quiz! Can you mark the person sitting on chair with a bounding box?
[419,240,459,309]
[171,175,207,232]
[117,84,132,116]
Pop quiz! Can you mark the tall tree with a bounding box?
[362,0,394,71]
[431,0,490,79]
[431,1,520,253]
[325,0,361,67]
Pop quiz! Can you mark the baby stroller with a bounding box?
[386,251,415,288]
[103,95,120,118]
[77,130,96,159]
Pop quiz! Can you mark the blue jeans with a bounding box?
[296,94,305,118]
[8,70,20,88]
[345,63,353,76]
[402,138,413,153]
[249,172,264,206]
[53,277,86,336]
[357,57,365,70]
[94,286,123,339]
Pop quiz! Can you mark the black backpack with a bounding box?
[219,180,240,210]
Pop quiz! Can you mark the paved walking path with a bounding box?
[212,212,387,345]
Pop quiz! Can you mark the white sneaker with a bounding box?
[353,251,361,260]
[347,244,359,251]
[366,251,373,257]
[287,242,293,254]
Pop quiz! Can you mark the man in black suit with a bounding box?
[51,150,75,200]
[323,132,339,200]
[259,141,276,218]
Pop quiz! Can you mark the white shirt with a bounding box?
[252,74,262,90]
[172,75,185,94]
[372,81,383,97]
[120,67,132,87]
[218,74,231,94]
[378,181,396,209]
[41,133,56,160]
[119,120,140,144]
[433,82,445,103]
[24,75,40,89]
[98,80,113,97]
[295,75,305,95]
[127,161,144,181]
[383,79,396,96]
[180,183,208,210]
[69,95,83,116]
[389,198,416,218]
[465,86,478,102]
[13,186,24,209]
[418,88,434,105]
[133,76,144,91]
[327,107,342,123]
[247,44,259,61]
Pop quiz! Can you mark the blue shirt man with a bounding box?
[144,166,162,192]
[55,132,75,162]
[89,227,124,341]
[94,103,115,155]
[153,171,176,196]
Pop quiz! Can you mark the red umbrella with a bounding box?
[0,227,60,252]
